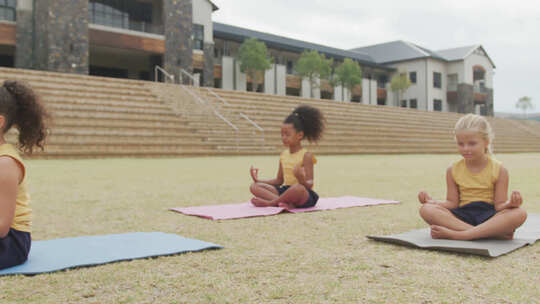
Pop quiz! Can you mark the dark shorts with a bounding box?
[451,201,496,226]
[0,228,31,270]
[275,185,319,208]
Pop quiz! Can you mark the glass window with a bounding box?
[0,0,16,22]
[433,72,442,89]
[287,60,294,74]
[193,24,204,50]
[409,71,416,84]
[433,99,442,111]
[400,100,407,107]
[89,0,158,34]
[410,99,417,109]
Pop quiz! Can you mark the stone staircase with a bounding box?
[1,66,539,158]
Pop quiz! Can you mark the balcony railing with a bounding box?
[90,17,164,35]
[0,6,16,22]
[474,84,488,94]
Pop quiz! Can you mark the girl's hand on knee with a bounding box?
[508,191,523,208]
[293,164,305,181]
[250,166,259,182]
[418,191,432,204]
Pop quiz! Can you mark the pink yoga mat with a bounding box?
[170,196,400,220]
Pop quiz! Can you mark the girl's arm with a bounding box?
[250,161,284,186]
[493,166,523,211]
[294,152,314,189]
[418,166,459,209]
[0,157,23,238]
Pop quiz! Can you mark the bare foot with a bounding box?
[496,232,514,240]
[430,225,465,240]
[251,197,272,207]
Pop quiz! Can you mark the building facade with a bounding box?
[0,0,495,115]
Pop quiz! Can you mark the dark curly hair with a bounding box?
[284,105,325,143]
[0,80,49,153]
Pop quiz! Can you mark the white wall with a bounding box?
[389,59,428,109]
[192,0,213,43]
[369,79,377,105]
[221,56,234,90]
[234,60,246,91]
[447,61,465,86]
[264,64,275,94]
[361,78,377,105]
[464,52,494,88]
[275,64,286,96]
[426,58,448,112]
[334,85,343,101]
[301,78,310,98]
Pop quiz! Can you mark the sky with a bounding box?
[211,0,539,113]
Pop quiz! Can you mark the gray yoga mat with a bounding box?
[367,213,540,257]
[0,232,222,276]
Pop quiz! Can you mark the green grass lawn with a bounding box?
[1,153,539,303]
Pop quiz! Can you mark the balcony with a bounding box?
[89,1,164,36]
[90,17,164,36]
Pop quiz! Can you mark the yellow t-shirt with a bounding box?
[0,144,31,232]
[451,156,501,207]
[280,148,317,186]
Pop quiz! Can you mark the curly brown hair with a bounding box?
[284,105,326,143]
[0,80,49,153]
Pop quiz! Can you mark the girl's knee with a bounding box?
[249,182,260,194]
[514,208,527,225]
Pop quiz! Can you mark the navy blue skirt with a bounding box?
[451,201,496,226]
[0,228,31,270]
[275,185,319,208]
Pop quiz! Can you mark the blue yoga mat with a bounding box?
[0,232,222,276]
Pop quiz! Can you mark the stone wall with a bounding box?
[14,0,34,69]
[203,42,214,86]
[34,0,89,74]
[486,88,494,116]
[456,83,474,114]
[163,0,192,82]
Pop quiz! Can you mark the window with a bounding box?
[286,60,294,74]
[409,71,417,84]
[410,99,417,109]
[447,74,458,91]
[433,72,442,89]
[433,99,442,111]
[0,0,16,22]
[193,24,204,50]
[400,100,407,107]
[89,0,159,34]
[378,75,388,88]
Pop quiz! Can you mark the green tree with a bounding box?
[295,50,333,98]
[515,96,534,119]
[390,72,412,107]
[237,38,273,92]
[334,58,362,101]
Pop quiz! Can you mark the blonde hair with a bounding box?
[454,114,494,154]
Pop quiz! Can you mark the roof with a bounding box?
[350,40,445,64]
[207,0,219,11]
[436,45,496,68]
[212,22,393,71]
[351,41,496,68]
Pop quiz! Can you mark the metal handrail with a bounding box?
[240,113,264,131]
[206,87,230,105]
[154,66,175,83]
[180,85,238,131]
[179,69,199,87]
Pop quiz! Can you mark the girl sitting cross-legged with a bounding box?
[249,105,325,209]
[418,114,527,240]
